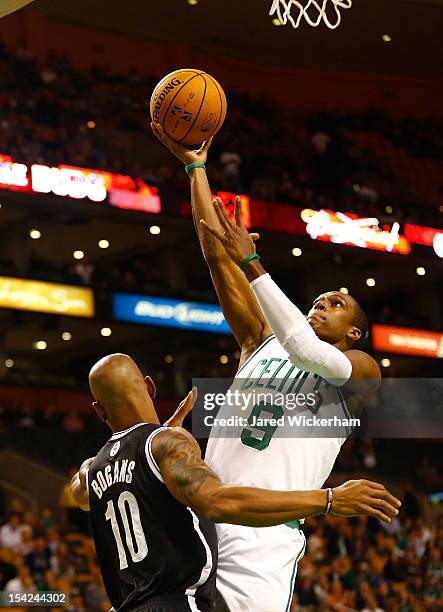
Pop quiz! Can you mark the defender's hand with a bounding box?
[151,122,213,166]
[331,479,401,522]
[200,197,260,265]
[163,387,197,428]
[71,457,95,511]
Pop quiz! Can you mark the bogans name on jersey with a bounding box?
[91,459,135,499]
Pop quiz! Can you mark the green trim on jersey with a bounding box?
[285,533,307,612]
[236,335,276,377]
[285,519,301,530]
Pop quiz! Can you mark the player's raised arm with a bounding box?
[151,123,271,362]
[200,199,381,390]
[152,427,400,526]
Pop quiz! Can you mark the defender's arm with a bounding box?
[70,457,95,511]
[152,428,400,525]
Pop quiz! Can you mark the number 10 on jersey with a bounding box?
[105,491,148,569]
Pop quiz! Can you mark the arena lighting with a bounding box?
[372,324,443,359]
[164,354,173,364]
[98,239,110,249]
[382,34,392,42]
[0,277,94,317]
[366,278,376,287]
[5,359,14,368]
[187,0,198,4]
[339,287,349,294]
[219,354,229,364]
[113,293,230,334]
[0,154,161,212]
[381,358,391,368]
[61,332,72,341]
[73,250,85,260]
[234,351,240,360]
[301,209,410,255]
[100,327,112,337]
[33,340,47,350]
[404,224,443,259]
[433,233,443,258]
[87,120,96,129]
[292,247,302,257]
[149,226,161,235]
[29,229,41,239]
[416,267,426,276]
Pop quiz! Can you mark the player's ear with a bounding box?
[347,326,362,343]
[92,400,107,423]
[144,376,157,399]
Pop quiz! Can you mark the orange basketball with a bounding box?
[150,69,227,145]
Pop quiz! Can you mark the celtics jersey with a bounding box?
[205,334,354,494]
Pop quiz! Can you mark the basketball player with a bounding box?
[72,353,399,612]
[151,123,389,612]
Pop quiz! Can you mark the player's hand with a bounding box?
[71,457,95,512]
[163,387,198,428]
[151,122,213,165]
[331,479,401,522]
[200,197,260,265]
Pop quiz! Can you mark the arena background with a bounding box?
[0,1,442,610]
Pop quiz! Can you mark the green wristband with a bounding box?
[239,253,261,270]
[185,162,206,175]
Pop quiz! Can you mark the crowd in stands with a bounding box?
[0,498,110,611]
[293,512,443,611]
[0,40,442,227]
[0,457,441,611]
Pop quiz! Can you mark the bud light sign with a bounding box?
[113,293,230,334]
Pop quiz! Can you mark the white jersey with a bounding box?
[205,335,354,612]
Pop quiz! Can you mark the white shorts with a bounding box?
[215,521,306,612]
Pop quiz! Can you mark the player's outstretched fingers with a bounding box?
[371,498,399,518]
[200,219,226,243]
[362,504,392,523]
[164,387,198,427]
[367,481,401,508]
[234,196,243,227]
[213,198,231,231]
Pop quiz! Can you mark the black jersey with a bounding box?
[87,423,217,612]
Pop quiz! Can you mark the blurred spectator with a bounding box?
[0,514,22,552]
[4,565,36,593]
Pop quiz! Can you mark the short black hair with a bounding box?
[350,298,369,341]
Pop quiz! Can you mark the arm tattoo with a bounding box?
[154,430,221,504]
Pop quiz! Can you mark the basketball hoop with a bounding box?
[269,0,352,29]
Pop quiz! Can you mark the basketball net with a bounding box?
[269,0,352,29]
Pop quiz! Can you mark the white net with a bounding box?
[269,0,352,29]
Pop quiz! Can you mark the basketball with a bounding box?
[150,69,227,145]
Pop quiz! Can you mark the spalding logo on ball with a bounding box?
[150,69,227,145]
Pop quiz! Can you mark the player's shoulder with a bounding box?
[345,349,381,379]
[151,427,198,461]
